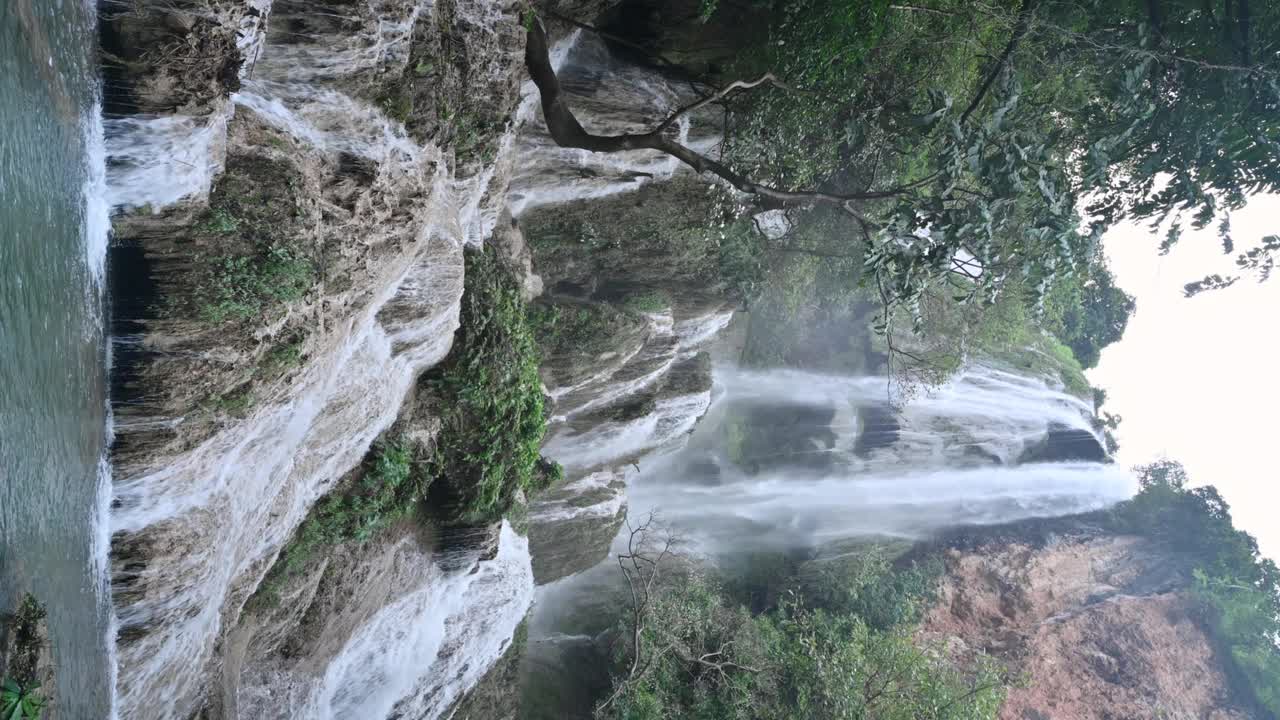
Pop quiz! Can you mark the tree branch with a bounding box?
[959,0,1035,124]
[524,19,930,214]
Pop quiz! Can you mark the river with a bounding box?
[0,0,116,717]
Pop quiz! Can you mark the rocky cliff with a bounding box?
[921,529,1256,720]
[98,0,731,716]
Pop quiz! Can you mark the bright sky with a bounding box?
[1090,195,1280,562]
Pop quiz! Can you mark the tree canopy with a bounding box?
[528,0,1280,335]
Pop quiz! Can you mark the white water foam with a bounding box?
[631,460,1136,551]
[104,114,226,210]
[316,523,535,720]
[620,363,1134,553]
[82,61,120,714]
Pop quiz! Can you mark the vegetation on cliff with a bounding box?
[254,247,558,604]
[255,439,426,603]
[596,522,1002,719]
[425,246,560,524]
[188,155,315,324]
[1110,461,1280,718]
[1,594,47,720]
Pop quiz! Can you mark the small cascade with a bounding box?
[103,114,227,210]
[508,31,722,216]
[237,524,533,719]
[528,299,733,584]
[542,302,733,473]
[251,0,423,83]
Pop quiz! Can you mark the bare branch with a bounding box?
[524,19,933,211]
[959,0,1036,124]
[655,73,797,134]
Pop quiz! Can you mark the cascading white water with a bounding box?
[235,523,534,719]
[541,302,733,475]
[624,364,1135,554]
[546,391,712,475]
[717,364,1101,467]
[634,460,1134,550]
[105,3,557,718]
[104,114,228,210]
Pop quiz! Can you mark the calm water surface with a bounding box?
[1,0,115,716]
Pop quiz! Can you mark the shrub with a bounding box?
[622,291,671,314]
[253,439,423,605]
[1,678,44,720]
[2,594,47,719]
[602,571,1005,720]
[427,247,557,523]
[196,245,314,323]
[188,156,315,324]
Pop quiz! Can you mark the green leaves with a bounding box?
[0,679,44,720]
[1113,462,1280,716]
[602,567,1005,720]
[429,247,556,523]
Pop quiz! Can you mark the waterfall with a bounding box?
[104,114,228,210]
[103,2,538,717]
[626,364,1135,554]
[524,362,1134,715]
[236,523,533,719]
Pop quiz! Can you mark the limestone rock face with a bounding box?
[920,535,1255,720]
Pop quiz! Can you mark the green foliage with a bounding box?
[2,595,46,719]
[197,245,314,323]
[1039,269,1135,369]
[380,90,415,125]
[621,292,671,314]
[1,678,44,720]
[799,548,944,631]
[190,157,314,324]
[715,217,768,300]
[428,247,556,523]
[255,439,422,604]
[260,337,305,376]
[697,0,718,23]
[1194,572,1280,718]
[715,0,1279,335]
[1110,461,1280,717]
[887,281,1092,397]
[602,571,1004,720]
[199,208,239,234]
[529,300,640,361]
[210,386,254,417]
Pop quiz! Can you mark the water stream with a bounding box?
[1,1,116,717]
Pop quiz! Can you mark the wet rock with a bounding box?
[1017,423,1108,464]
[854,404,900,457]
[528,469,628,584]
